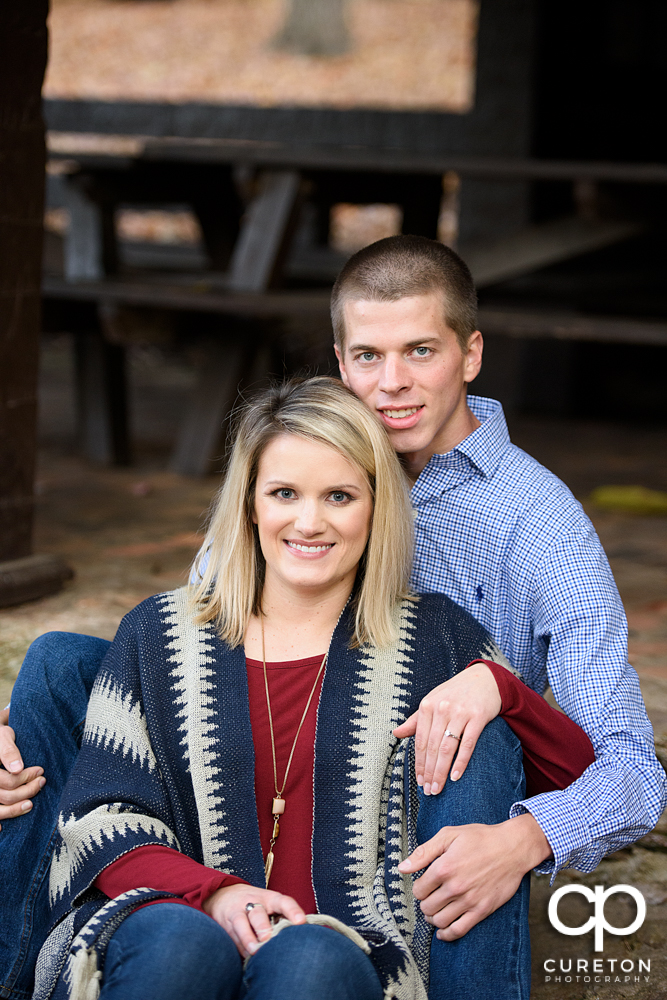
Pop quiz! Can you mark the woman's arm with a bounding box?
[470,659,595,796]
[96,843,308,958]
[95,844,247,910]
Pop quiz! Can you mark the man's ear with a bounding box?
[334,343,350,387]
[463,330,483,384]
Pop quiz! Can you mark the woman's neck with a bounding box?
[244,573,352,661]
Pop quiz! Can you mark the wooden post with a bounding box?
[0,5,73,605]
[0,4,48,561]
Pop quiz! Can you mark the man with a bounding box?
[1,236,664,999]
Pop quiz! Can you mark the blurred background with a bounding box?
[0,3,666,991]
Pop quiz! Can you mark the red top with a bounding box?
[95,656,595,915]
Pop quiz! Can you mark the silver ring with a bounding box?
[444,729,461,742]
[245,902,260,913]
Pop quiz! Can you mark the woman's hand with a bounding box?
[203,884,307,957]
[392,662,501,794]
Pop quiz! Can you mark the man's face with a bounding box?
[335,292,483,467]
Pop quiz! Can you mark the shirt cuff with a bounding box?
[510,790,592,883]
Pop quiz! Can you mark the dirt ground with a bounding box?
[1,336,666,998]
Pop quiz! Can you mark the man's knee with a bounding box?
[417,718,525,833]
[12,633,110,733]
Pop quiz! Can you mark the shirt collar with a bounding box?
[412,395,511,490]
[454,395,511,477]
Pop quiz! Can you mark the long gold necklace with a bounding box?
[260,617,328,887]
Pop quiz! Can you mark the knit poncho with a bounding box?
[35,587,512,1000]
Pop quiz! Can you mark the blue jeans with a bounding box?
[418,717,531,1000]
[0,633,530,1000]
[52,904,383,1000]
[0,633,109,1000]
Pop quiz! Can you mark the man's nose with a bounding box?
[377,355,410,395]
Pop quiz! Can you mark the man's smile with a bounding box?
[377,405,425,429]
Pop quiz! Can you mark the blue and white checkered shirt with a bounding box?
[412,395,666,879]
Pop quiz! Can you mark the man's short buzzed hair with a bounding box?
[331,234,478,354]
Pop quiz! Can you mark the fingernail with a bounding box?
[8,761,22,773]
[21,801,32,812]
[398,860,409,872]
[416,774,423,786]
[38,778,46,788]
[451,770,459,781]
[248,942,258,954]
[423,783,431,795]
[431,782,439,794]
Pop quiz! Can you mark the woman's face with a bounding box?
[253,434,373,600]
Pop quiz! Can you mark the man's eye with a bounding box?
[359,352,376,362]
[414,346,431,356]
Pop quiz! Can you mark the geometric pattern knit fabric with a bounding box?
[410,395,667,876]
[40,588,507,1000]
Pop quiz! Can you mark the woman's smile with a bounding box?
[284,540,335,557]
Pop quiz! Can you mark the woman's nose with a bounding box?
[293,500,327,536]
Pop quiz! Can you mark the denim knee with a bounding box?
[11,632,109,739]
[416,717,525,835]
[244,924,382,1000]
[102,903,242,1000]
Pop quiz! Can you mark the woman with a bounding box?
[36,378,593,1000]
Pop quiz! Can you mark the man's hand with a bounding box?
[203,884,306,958]
[393,662,501,794]
[398,813,552,939]
[0,708,45,828]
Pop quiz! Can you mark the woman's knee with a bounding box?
[245,924,382,1000]
[103,903,241,1000]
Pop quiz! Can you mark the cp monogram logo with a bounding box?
[548,885,646,951]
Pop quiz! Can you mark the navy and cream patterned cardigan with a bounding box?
[35,587,512,1000]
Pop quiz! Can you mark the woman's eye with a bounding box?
[329,492,350,503]
[275,488,295,500]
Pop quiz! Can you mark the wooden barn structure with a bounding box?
[35,0,667,476]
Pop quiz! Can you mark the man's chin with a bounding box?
[386,428,429,456]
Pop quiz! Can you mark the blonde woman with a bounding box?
[34,378,593,1000]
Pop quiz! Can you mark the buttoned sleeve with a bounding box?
[508,523,667,880]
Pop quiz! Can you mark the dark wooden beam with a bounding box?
[0,4,48,561]
[46,132,667,185]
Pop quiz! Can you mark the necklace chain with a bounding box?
[260,617,327,887]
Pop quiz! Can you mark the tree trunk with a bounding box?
[273,0,350,57]
[0,4,48,560]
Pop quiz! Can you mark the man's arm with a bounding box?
[396,523,666,937]
[0,707,45,825]
[509,526,667,876]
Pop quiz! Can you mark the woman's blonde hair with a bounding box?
[191,377,414,648]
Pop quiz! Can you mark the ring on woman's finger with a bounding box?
[443,729,461,742]
[245,902,262,913]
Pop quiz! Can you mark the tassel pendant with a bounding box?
[265,850,274,886]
